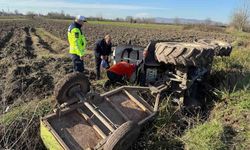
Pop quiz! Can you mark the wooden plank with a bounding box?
[154,93,160,112]
[77,108,107,139]
[123,89,151,113]
[104,96,130,121]
[100,86,124,97]
[101,86,150,97]
[75,93,115,132]
[129,91,154,112]
[123,86,150,90]
[93,104,118,128]
[42,119,70,150]
[157,84,166,89]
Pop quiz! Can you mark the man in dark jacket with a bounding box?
[94,35,112,79]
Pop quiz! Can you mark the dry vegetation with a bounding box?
[0,18,249,149]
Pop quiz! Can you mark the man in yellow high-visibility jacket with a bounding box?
[68,15,87,72]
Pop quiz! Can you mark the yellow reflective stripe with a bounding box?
[75,39,80,51]
[82,34,87,50]
[68,28,87,57]
[40,120,64,150]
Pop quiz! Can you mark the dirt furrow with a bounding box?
[0,29,14,60]
[35,28,68,53]
[23,27,36,59]
[30,28,57,55]
[0,28,14,49]
[0,27,56,109]
[1,27,36,61]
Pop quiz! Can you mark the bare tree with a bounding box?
[174,17,180,25]
[231,0,250,31]
[125,16,134,23]
[96,13,103,21]
[14,10,19,15]
[204,18,212,26]
[26,11,36,19]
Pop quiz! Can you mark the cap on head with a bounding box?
[76,15,87,22]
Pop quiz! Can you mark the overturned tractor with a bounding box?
[112,39,232,107]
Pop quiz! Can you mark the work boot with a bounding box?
[96,76,100,80]
[103,80,112,89]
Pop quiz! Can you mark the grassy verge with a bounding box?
[0,98,51,126]
[182,89,250,150]
[0,98,52,149]
[180,31,250,150]
[0,16,27,21]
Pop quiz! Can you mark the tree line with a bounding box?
[0,10,73,20]
[1,0,250,32]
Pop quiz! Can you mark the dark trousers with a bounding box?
[107,70,124,84]
[95,56,110,79]
[69,54,84,73]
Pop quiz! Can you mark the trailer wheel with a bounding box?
[104,121,140,150]
[52,72,90,108]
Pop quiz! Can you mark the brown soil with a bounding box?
[0,25,72,112]
[48,110,102,149]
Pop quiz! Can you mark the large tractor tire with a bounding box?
[155,42,214,67]
[197,39,232,56]
[52,72,90,108]
[104,121,140,150]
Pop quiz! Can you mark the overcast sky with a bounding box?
[0,0,242,23]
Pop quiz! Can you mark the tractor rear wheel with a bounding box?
[155,42,214,67]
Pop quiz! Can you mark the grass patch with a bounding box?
[0,98,52,149]
[213,89,250,149]
[182,120,225,150]
[88,21,183,30]
[0,16,27,21]
[211,32,250,91]
[0,98,52,126]
[182,89,250,150]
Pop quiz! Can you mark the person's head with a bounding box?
[104,34,112,45]
[143,48,148,59]
[75,15,87,25]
